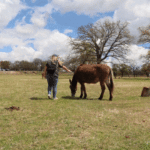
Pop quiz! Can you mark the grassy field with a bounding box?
[0,74,150,150]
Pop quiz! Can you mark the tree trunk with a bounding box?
[114,72,117,79]
[127,73,130,78]
[146,72,149,77]
[97,57,101,64]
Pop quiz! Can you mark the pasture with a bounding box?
[0,73,150,150]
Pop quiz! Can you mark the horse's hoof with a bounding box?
[98,97,102,100]
[109,97,112,101]
[80,95,83,98]
[83,97,87,99]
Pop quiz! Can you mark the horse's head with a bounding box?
[69,79,77,97]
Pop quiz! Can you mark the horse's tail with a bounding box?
[110,69,114,93]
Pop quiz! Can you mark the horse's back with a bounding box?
[76,64,110,73]
[75,64,111,83]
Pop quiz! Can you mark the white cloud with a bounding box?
[101,44,149,67]
[51,0,124,16]
[64,29,73,34]
[36,3,56,14]
[108,45,149,66]
[126,45,149,66]
[0,46,42,62]
[95,16,113,25]
[94,0,150,44]
[129,0,150,18]
[29,3,56,28]
[0,0,26,30]
[113,0,150,21]
[0,21,71,62]
[33,29,71,59]
[31,0,36,3]
[50,0,150,45]
[10,46,36,61]
[0,29,24,48]
[50,0,150,18]
[15,23,36,37]
[30,12,48,28]
[113,0,150,39]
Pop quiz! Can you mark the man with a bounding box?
[43,54,72,100]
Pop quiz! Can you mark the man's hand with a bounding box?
[62,65,72,73]
[68,70,72,73]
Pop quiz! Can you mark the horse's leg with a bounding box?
[105,81,113,101]
[99,81,106,100]
[80,84,83,98]
[80,83,87,99]
[82,83,87,99]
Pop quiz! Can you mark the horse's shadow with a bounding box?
[30,97,51,100]
[30,96,107,101]
[62,96,100,100]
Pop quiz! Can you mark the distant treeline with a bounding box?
[0,58,47,71]
[0,59,150,78]
[112,63,150,78]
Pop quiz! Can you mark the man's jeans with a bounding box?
[47,75,58,99]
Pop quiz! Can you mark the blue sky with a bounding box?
[6,0,114,37]
[0,0,149,65]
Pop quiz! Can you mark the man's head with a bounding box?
[52,54,58,61]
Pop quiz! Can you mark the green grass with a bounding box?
[0,74,150,150]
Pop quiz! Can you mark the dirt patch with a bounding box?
[5,106,20,111]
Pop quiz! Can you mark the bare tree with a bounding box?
[128,60,140,77]
[141,63,150,77]
[138,25,150,44]
[112,64,119,79]
[63,55,80,72]
[70,20,133,64]
[138,25,150,65]
[140,50,150,64]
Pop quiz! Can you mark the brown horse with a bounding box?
[69,64,114,100]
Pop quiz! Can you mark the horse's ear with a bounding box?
[69,79,72,84]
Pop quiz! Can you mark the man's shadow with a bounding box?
[30,97,51,100]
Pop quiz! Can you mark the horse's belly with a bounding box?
[85,78,99,83]
[77,74,99,83]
